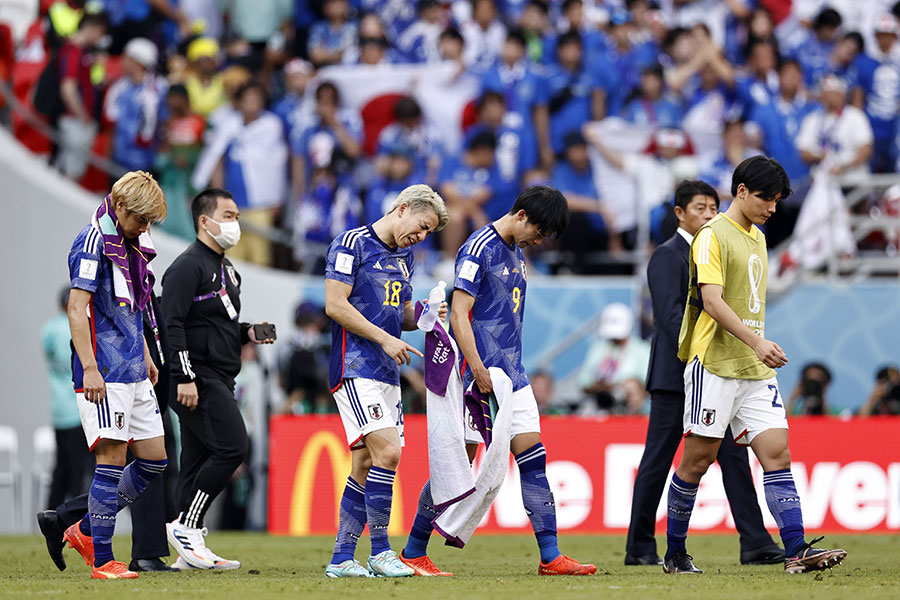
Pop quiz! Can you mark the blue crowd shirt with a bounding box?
[854,53,900,141]
[550,160,606,232]
[326,225,415,391]
[68,225,146,389]
[452,224,529,392]
[749,94,817,182]
[540,63,599,154]
[620,95,683,128]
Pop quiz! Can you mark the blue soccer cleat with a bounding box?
[325,559,374,578]
[367,550,415,577]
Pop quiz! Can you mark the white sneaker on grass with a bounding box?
[367,550,415,577]
[166,520,215,569]
[325,559,374,578]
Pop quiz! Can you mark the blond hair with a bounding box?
[111,171,167,223]
[387,184,449,232]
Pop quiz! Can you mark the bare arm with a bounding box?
[700,283,787,368]
[290,155,306,200]
[583,125,626,170]
[403,300,417,331]
[591,88,607,121]
[67,288,106,402]
[833,143,873,175]
[534,104,554,167]
[449,289,492,393]
[60,79,90,122]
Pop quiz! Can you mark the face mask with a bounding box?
[206,218,241,250]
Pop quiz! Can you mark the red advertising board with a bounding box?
[268,415,900,535]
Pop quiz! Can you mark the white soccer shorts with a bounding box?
[77,379,164,450]
[463,383,541,445]
[682,358,788,445]
[334,378,405,449]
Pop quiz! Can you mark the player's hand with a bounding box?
[473,365,493,394]
[754,339,788,368]
[381,336,424,366]
[437,301,448,322]
[83,366,107,404]
[146,359,159,387]
[177,382,199,411]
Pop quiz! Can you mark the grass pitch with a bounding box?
[1,533,897,599]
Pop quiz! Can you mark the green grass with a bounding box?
[1,533,898,599]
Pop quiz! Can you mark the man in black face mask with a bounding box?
[161,188,274,571]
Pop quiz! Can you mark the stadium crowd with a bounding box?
[6,0,900,275]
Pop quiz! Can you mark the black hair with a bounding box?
[466,130,497,151]
[842,31,864,53]
[777,57,802,73]
[477,90,505,111]
[557,29,583,50]
[813,7,842,31]
[802,362,833,385]
[394,96,422,120]
[191,188,234,232]
[235,81,267,103]
[731,156,791,202]
[509,185,569,238]
[894,1,900,20]
[674,180,719,211]
[315,81,340,102]
[506,29,527,47]
[641,62,664,79]
[79,11,109,30]
[58,286,71,312]
[662,26,690,52]
[440,27,463,43]
[562,0,583,12]
[526,0,549,15]
[167,83,189,99]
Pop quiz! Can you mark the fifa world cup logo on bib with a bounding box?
[747,254,763,314]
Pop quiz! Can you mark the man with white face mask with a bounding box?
[160,188,274,571]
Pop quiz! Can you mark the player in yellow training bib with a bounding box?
[661,156,848,575]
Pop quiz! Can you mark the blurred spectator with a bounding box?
[345,13,402,65]
[785,362,833,416]
[206,65,253,131]
[183,37,227,118]
[852,16,900,173]
[156,84,206,241]
[308,0,358,67]
[208,82,289,265]
[366,143,419,223]
[439,27,466,65]
[827,32,864,85]
[518,0,552,63]
[280,302,332,414]
[103,0,190,53]
[376,96,443,184]
[544,0,604,65]
[227,0,294,72]
[789,7,843,88]
[531,370,562,415]
[594,8,658,117]
[859,365,900,416]
[536,30,603,166]
[461,0,507,71]
[397,0,447,63]
[681,60,740,163]
[290,81,363,202]
[362,0,418,45]
[736,38,779,113]
[621,63,683,128]
[271,58,314,143]
[291,165,362,268]
[41,287,92,508]
[438,130,497,255]
[54,11,109,180]
[103,38,167,172]
[700,119,762,204]
[577,302,650,415]
[551,130,619,271]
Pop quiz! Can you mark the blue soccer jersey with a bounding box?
[453,224,529,391]
[327,224,415,391]
[68,225,147,390]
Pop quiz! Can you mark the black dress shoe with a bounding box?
[624,552,663,566]
[129,558,178,572]
[740,543,786,565]
[36,510,66,571]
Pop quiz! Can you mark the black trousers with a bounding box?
[172,368,249,516]
[625,390,774,557]
[47,426,93,509]
[55,410,178,559]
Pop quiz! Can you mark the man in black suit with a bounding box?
[38,292,179,572]
[625,180,784,566]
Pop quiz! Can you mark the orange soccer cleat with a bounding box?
[538,554,597,576]
[399,550,453,576]
[63,521,94,567]
[92,560,139,579]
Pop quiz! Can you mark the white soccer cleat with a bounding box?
[206,547,241,570]
[325,559,375,578]
[166,520,215,570]
[367,550,415,577]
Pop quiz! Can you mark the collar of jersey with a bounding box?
[194,239,226,258]
[490,223,515,250]
[367,224,397,252]
[721,213,758,239]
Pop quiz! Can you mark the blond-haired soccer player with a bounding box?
[664,156,847,574]
[64,171,169,579]
[324,184,449,578]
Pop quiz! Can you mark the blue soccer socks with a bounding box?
[80,458,168,536]
[763,469,806,556]
[666,473,698,559]
[366,467,396,556]
[332,476,368,564]
[403,479,437,559]
[88,464,123,567]
[515,443,560,563]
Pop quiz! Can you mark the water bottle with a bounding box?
[418,281,447,332]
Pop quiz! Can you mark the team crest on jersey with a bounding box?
[701,408,716,426]
[115,412,125,429]
[520,261,527,281]
[368,404,384,420]
[226,265,239,287]
[397,258,410,279]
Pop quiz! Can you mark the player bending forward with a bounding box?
[399,186,596,576]
[324,185,449,578]
[664,156,847,574]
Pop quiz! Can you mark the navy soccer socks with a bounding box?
[365,467,396,556]
[763,469,806,556]
[665,472,698,559]
[79,458,168,539]
[516,443,560,563]
[331,476,368,564]
[403,479,437,559]
[87,464,123,566]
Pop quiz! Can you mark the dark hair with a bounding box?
[466,130,497,151]
[58,286,71,312]
[526,0,549,15]
[394,96,422,120]
[842,31,864,53]
[562,0,583,12]
[78,12,109,30]
[477,90,505,112]
[674,180,719,211]
[641,62,664,79]
[662,26,690,52]
[315,81,340,102]
[813,7,842,31]
[731,156,791,201]
[802,362,833,385]
[557,30,583,51]
[777,57,802,73]
[191,188,234,232]
[509,185,569,238]
[894,1,900,20]
[440,28,463,43]
[235,81,267,103]
[167,83,189,99]
[506,29,527,47]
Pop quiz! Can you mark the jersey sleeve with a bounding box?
[69,230,102,294]
[453,248,485,298]
[325,235,361,287]
[693,227,724,286]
